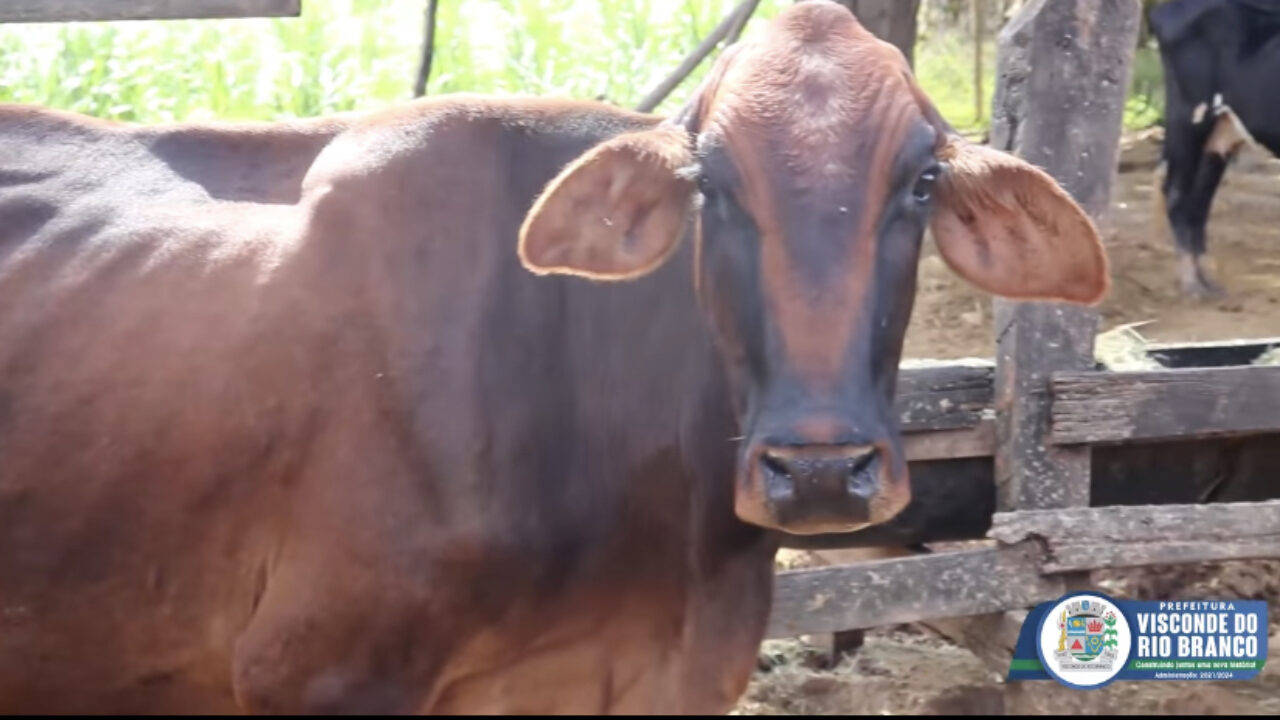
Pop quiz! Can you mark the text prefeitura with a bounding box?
[1135,609,1261,659]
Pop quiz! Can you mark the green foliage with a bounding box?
[0,0,771,121]
[1126,44,1166,129]
[0,0,1162,132]
[913,27,997,133]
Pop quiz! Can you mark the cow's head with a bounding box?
[518,0,1108,535]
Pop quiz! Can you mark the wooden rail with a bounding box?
[1052,365,1280,444]
[895,362,993,432]
[894,363,997,461]
[904,359,1280,455]
[902,419,994,461]
[767,542,1061,638]
[989,499,1280,573]
[0,0,300,23]
[768,500,1280,638]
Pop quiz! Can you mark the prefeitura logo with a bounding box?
[1037,593,1133,689]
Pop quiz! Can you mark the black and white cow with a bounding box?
[1150,0,1280,297]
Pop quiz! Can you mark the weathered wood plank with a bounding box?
[876,337,1280,443]
[1052,365,1280,444]
[1045,539,1280,573]
[0,0,300,23]
[991,499,1280,543]
[774,502,1280,640]
[902,420,995,461]
[895,362,993,432]
[992,306,1095,509]
[989,500,1280,572]
[765,543,1063,637]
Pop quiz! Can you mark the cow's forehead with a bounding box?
[698,3,928,187]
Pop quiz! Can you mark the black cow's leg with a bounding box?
[1177,149,1228,298]
[1172,149,1228,298]
[1161,150,1197,293]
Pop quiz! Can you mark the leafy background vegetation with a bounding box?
[0,0,1164,132]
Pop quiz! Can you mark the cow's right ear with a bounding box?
[518,125,697,281]
[929,138,1110,305]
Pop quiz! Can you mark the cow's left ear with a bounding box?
[519,125,697,281]
[930,138,1110,305]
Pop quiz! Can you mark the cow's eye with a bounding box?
[912,166,940,204]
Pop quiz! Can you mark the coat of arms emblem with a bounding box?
[1054,598,1121,671]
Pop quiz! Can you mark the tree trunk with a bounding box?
[829,0,922,68]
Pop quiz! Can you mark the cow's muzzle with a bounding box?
[735,435,910,535]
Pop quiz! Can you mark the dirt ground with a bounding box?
[902,130,1280,360]
[735,135,1280,715]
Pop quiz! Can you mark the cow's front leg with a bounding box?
[1175,150,1232,300]
[230,556,449,715]
[1178,250,1225,299]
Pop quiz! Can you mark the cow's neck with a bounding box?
[290,98,770,589]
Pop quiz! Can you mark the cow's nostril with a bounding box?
[760,451,792,480]
[746,441,886,531]
[846,448,879,500]
[758,450,798,504]
[849,448,876,476]
[757,444,878,492]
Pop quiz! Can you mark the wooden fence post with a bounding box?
[990,0,1139,515]
[923,0,1141,680]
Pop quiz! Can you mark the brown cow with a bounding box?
[0,1,1106,714]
